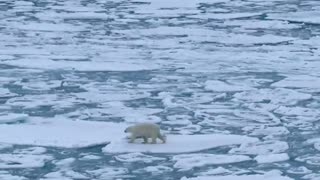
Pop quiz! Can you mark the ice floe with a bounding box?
[135,165,173,174]
[1,59,159,72]
[229,140,289,155]
[103,134,258,153]
[197,167,233,176]
[181,173,293,180]
[267,11,320,24]
[0,117,127,148]
[233,88,312,105]
[42,170,88,180]
[287,166,312,175]
[295,154,320,166]
[271,75,320,89]
[86,167,130,179]
[79,154,101,160]
[0,113,28,124]
[205,80,254,92]
[0,154,52,169]
[173,154,251,170]
[114,152,165,163]
[274,106,320,118]
[191,12,262,20]
[243,126,290,136]
[0,171,26,180]
[0,88,17,98]
[254,153,289,164]
[223,20,300,29]
[13,147,47,155]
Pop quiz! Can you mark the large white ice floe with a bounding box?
[0,117,127,148]
[181,173,293,180]
[102,134,258,153]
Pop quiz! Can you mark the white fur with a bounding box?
[124,123,166,144]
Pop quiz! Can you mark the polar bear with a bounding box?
[124,123,166,144]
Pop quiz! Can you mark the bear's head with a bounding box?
[124,126,133,133]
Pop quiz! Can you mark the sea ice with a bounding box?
[0,113,28,124]
[233,88,312,105]
[244,126,290,136]
[197,167,233,176]
[2,59,159,72]
[190,12,262,20]
[181,173,293,180]
[0,154,53,169]
[254,153,289,164]
[102,134,258,153]
[13,147,47,155]
[0,117,127,148]
[133,165,173,174]
[42,170,88,180]
[0,171,26,180]
[223,20,300,29]
[205,80,254,92]
[287,166,312,175]
[229,140,289,155]
[295,154,320,166]
[271,75,320,89]
[86,167,130,179]
[173,154,251,170]
[8,22,84,32]
[114,152,165,163]
[6,94,84,110]
[267,11,320,24]
[274,106,320,118]
[0,88,17,98]
[79,154,101,160]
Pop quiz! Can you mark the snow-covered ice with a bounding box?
[0,117,127,148]
[103,134,258,153]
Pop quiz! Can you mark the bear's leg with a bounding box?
[129,134,136,143]
[158,133,166,143]
[142,137,148,144]
[151,135,157,144]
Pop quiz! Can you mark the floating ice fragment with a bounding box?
[173,154,251,170]
[229,140,289,155]
[115,152,165,163]
[254,153,289,164]
[0,154,53,169]
[205,80,254,92]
